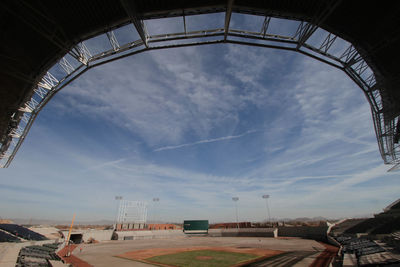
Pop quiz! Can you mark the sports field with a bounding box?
[117,246,282,266]
[147,249,259,267]
[73,236,327,267]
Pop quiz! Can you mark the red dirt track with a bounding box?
[57,244,93,267]
[310,242,339,267]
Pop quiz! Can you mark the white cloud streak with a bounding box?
[4,25,398,222]
[154,130,259,151]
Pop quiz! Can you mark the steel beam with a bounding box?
[120,0,149,47]
[295,0,342,49]
[261,17,271,37]
[106,31,120,51]
[59,57,75,75]
[183,12,187,35]
[319,33,337,54]
[224,0,234,41]
[70,42,92,65]
[1,11,397,169]
[294,21,318,49]
[340,44,363,68]
[38,72,59,90]
[388,162,400,172]
[0,1,70,53]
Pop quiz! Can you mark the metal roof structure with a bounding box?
[1,0,400,168]
[383,198,400,212]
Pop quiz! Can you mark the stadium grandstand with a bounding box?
[0,0,400,170]
[0,231,20,243]
[0,224,47,241]
[330,199,400,266]
[384,199,400,213]
[1,1,400,265]
[16,243,63,267]
[343,198,400,235]
[386,232,400,253]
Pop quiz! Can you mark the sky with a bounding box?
[0,13,399,223]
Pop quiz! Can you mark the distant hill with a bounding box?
[290,217,328,222]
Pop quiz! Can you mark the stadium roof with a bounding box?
[383,198,400,212]
[1,0,400,167]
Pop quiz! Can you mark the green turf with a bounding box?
[147,249,260,267]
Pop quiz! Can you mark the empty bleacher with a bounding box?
[335,235,400,266]
[330,218,366,236]
[343,216,400,235]
[338,236,385,256]
[344,218,379,234]
[16,243,62,267]
[0,230,20,242]
[370,217,400,234]
[383,231,400,251]
[0,224,47,241]
[391,201,400,210]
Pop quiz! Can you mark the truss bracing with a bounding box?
[106,31,120,51]
[1,9,397,170]
[260,17,271,37]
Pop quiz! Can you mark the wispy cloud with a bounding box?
[154,130,259,151]
[79,158,127,173]
[3,23,398,222]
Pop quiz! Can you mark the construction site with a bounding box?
[0,198,399,266]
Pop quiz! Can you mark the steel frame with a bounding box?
[117,200,148,224]
[1,10,398,169]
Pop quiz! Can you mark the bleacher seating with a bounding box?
[390,201,400,210]
[16,243,62,267]
[370,217,400,234]
[335,235,389,263]
[344,217,391,234]
[0,230,20,242]
[0,224,47,241]
[343,216,400,235]
[330,219,366,235]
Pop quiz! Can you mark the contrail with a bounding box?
[154,130,259,152]
[79,158,127,172]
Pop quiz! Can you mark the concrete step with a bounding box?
[246,251,317,267]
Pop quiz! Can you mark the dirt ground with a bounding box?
[309,242,339,267]
[73,236,326,267]
[58,244,92,267]
[117,246,282,260]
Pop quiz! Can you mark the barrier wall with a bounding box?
[114,226,330,240]
[61,230,113,242]
[115,230,185,240]
[277,226,328,240]
[327,235,341,248]
[208,228,277,238]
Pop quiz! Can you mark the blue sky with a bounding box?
[1,14,399,223]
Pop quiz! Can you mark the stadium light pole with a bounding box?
[262,194,271,225]
[114,196,123,230]
[153,197,160,224]
[232,197,239,229]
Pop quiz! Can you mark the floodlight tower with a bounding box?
[262,194,271,225]
[153,197,160,223]
[114,196,123,229]
[232,197,239,228]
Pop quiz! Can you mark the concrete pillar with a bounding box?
[273,228,278,238]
